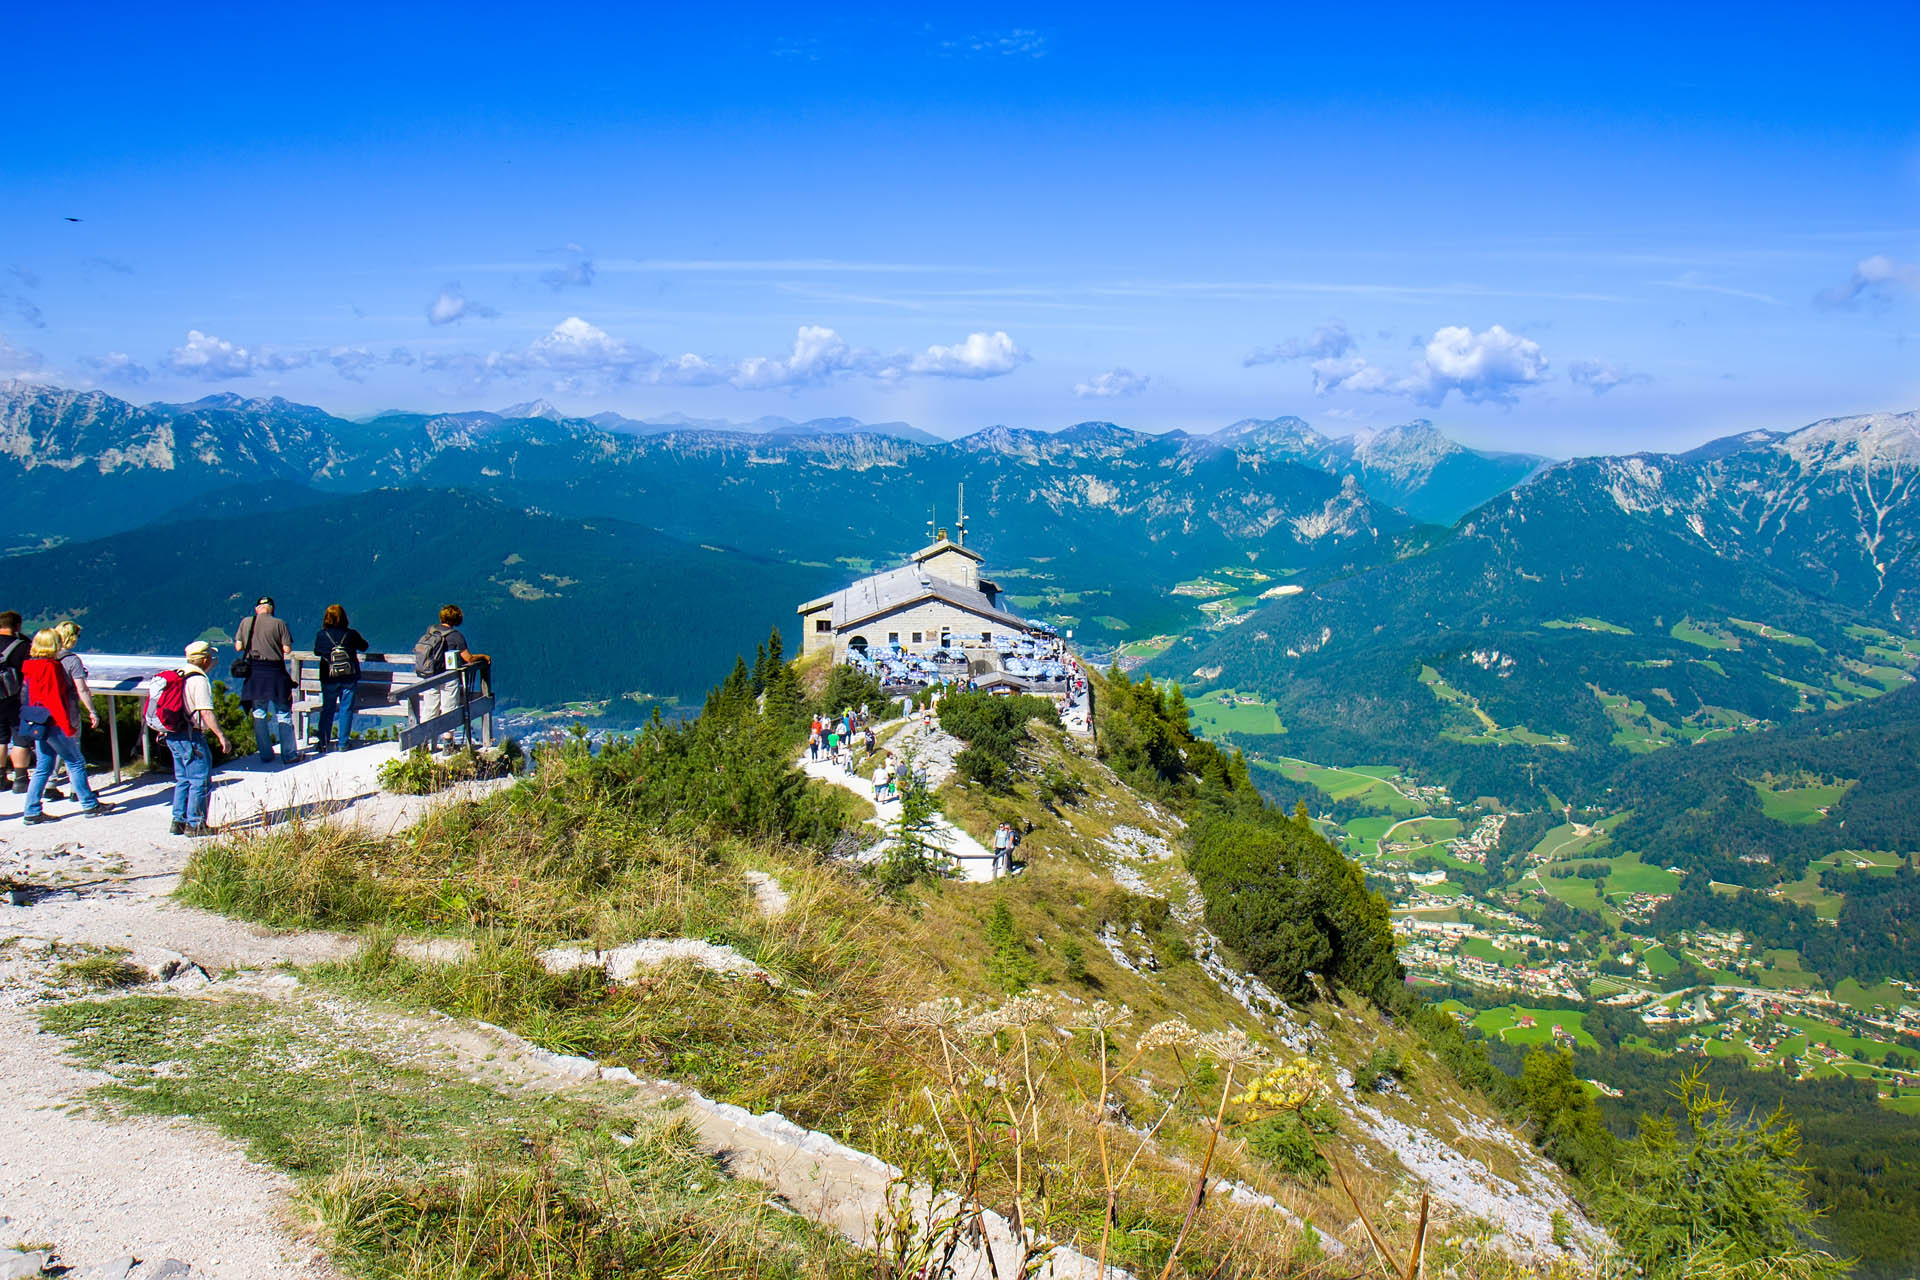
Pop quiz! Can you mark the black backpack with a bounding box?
[322,629,357,682]
[0,636,23,701]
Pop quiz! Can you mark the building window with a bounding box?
[981,631,990,643]
[814,619,831,633]
[911,631,923,644]
[888,632,899,644]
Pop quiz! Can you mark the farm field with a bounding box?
[1671,618,1738,650]
[1187,688,1285,735]
[1543,616,1633,634]
[1254,756,1422,816]
[1749,776,1853,824]
[1470,1005,1599,1050]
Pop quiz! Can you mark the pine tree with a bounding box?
[1600,1069,1849,1279]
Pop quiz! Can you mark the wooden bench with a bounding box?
[290,652,496,751]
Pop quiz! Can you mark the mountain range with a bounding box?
[4,378,1918,737]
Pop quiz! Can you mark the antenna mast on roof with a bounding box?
[927,504,937,546]
[955,482,967,547]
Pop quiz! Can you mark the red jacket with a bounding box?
[22,657,77,737]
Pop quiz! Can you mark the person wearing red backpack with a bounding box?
[157,641,231,836]
[18,629,113,825]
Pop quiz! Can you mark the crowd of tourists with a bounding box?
[843,629,1080,695]
[0,601,487,837]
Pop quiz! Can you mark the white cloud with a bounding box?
[160,330,313,380]
[732,325,867,389]
[1568,358,1649,394]
[1074,367,1150,398]
[1244,320,1354,366]
[423,320,1029,392]
[427,282,497,326]
[83,351,150,384]
[1815,254,1920,308]
[906,330,1028,378]
[1313,324,1549,406]
[0,334,46,377]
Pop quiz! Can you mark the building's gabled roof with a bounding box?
[797,561,1028,632]
[912,536,982,565]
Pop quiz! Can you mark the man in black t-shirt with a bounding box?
[0,610,30,792]
[419,604,490,751]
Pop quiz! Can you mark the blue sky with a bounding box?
[3,2,1917,455]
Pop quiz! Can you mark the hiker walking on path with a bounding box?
[18,629,112,825]
[992,821,1015,877]
[235,595,297,764]
[158,641,230,836]
[313,604,369,754]
[415,605,489,751]
[0,611,33,794]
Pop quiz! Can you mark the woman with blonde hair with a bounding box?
[17,628,111,824]
[50,620,102,780]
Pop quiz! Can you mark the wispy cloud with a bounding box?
[942,27,1047,58]
[540,243,595,291]
[2,267,45,329]
[1656,271,1781,305]
[1074,367,1150,399]
[450,257,989,275]
[1815,254,1920,308]
[82,351,150,384]
[0,334,46,378]
[1313,324,1550,406]
[1244,320,1354,367]
[1568,357,1650,394]
[427,282,498,326]
[1090,279,1630,305]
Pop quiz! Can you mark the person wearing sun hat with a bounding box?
[166,640,231,836]
[233,595,296,764]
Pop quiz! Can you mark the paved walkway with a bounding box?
[800,743,1002,883]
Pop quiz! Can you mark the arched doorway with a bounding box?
[849,635,869,654]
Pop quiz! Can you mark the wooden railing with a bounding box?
[288,651,495,751]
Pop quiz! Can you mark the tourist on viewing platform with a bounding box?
[235,595,297,765]
[17,629,112,825]
[0,610,34,794]
[313,604,370,754]
[872,758,890,803]
[414,605,489,752]
[47,620,102,791]
[164,641,230,836]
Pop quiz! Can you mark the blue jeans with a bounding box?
[317,682,356,751]
[25,724,98,818]
[166,733,212,826]
[252,699,296,762]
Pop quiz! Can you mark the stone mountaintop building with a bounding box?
[797,531,1030,662]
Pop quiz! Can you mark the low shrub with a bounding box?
[377,741,525,796]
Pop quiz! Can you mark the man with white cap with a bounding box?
[165,641,231,836]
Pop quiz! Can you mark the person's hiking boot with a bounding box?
[82,802,116,818]
[21,813,56,825]
[43,785,66,801]
[9,776,26,794]
[169,820,187,836]
[185,823,217,838]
